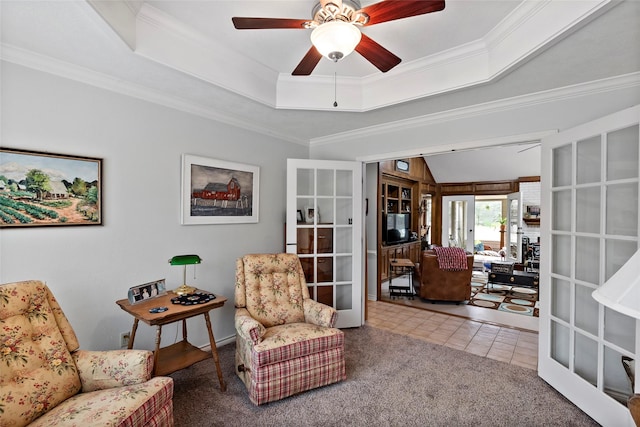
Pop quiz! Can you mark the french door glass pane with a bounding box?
[335,256,352,281]
[575,283,599,335]
[575,236,599,284]
[317,285,332,306]
[297,229,314,254]
[574,332,598,386]
[317,257,333,282]
[336,198,352,225]
[607,125,639,181]
[552,190,572,231]
[551,278,571,322]
[509,199,519,250]
[604,346,634,403]
[604,239,638,280]
[317,169,334,196]
[577,136,602,184]
[552,234,571,277]
[604,307,636,352]
[298,197,313,220]
[606,183,638,236]
[576,187,600,233]
[336,284,352,310]
[553,144,573,187]
[551,320,570,368]
[300,258,313,281]
[448,201,468,248]
[297,169,314,195]
[336,170,353,196]
[335,228,352,253]
[317,198,334,224]
[317,228,333,253]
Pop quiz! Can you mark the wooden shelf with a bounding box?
[523,217,540,225]
[155,340,210,376]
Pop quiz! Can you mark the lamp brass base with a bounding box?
[174,284,197,296]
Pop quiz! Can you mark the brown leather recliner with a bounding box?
[413,250,474,302]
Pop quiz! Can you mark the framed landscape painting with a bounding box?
[181,154,259,225]
[0,148,102,228]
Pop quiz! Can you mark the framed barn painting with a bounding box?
[0,148,102,228]
[181,154,259,225]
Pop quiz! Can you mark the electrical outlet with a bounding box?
[120,331,130,348]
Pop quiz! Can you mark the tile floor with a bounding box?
[366,299,539,370]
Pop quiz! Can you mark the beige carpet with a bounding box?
[170,325,596,426]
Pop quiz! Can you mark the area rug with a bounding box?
[170,325,597,426]
[383,273,539,318]
[470,276,539,317]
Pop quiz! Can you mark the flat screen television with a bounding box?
[384,213,411,245]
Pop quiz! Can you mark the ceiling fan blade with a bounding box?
[292,46,323,76]
[232,17,309,29]
[355,33,401,73]
[359,0,445,26]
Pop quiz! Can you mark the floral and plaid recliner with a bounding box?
[234,253,346,405]
[0,280,174,427]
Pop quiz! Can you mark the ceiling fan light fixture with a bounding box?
[310,21,361,62]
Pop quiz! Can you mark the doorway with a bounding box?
[474,196,506,252]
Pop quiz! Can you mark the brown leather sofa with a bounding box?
[413,249,474,302]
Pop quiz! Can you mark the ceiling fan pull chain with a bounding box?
[333,71,338,107]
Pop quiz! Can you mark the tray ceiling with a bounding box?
[87,0,613,111]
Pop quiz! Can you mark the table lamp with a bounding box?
[169,254,201,296]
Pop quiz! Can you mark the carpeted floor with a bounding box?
[170,325,596,426]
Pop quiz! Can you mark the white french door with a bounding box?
[506,192,523,262]
[286,159,364,329]
[539,105,640,426]
[442,195,475,252]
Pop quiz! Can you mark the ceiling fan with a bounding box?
[232,0,445,76]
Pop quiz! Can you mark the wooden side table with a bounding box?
[388,258,415,299]
[115,291,227,391]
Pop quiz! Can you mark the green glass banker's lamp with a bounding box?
[169,254,201,296]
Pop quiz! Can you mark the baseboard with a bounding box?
[198,334,236,352]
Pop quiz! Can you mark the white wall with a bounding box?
[0,62,308,351]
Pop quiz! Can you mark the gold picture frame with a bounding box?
[0,148,102,228]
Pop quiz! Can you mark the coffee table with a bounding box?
[488,270,539,290]
[116,290,227,391]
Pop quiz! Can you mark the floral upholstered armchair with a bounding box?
[234,253,346,405]
[0,280,174,427]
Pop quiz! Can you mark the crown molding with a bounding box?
[133,3,279,108]
[276,0,614,111]
[86,0,139,50]
[354,130,556,163]
[3,42,637,149]
[0,44,307,146]
[89,0,614,112]
[311,72,640,146]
